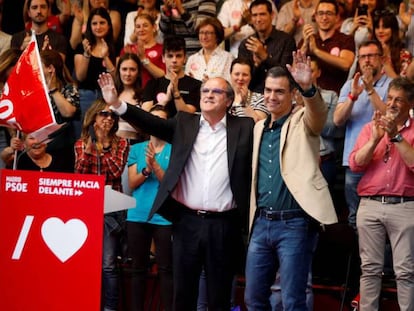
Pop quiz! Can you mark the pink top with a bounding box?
[120,43,165,87]
[349,118,414,196]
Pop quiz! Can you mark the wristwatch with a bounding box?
[390,133,403,143]
[141,58,150,66]
[141,167,151,178]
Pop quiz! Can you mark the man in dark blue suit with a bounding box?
[99,73,254,311]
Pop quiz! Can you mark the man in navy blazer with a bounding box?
[99,73,254,311]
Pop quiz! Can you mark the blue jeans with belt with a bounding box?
[245,211,317,311]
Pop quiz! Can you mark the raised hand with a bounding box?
[286,50,312,91]
[98,73,120,108]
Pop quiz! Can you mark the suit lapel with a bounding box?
[226,115,240,175]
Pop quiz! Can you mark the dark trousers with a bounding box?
[172,207,241,311]
[127,222,173,311]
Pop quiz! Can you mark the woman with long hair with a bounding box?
[373,10,412,77]
[41,49,79,171]
[121,13,165,87]
[74,7,116,138]
[75,98,129,311]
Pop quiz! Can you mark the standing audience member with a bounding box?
[141,36,201,116]
[276,0,316,45]
[238,0,296,93]
[244,51,337,311]
[98,73,254,311]
[121,13,165,88]
[73,7,116,138]
[158,0,216,56]
[74,98,129,311]
[70,0,121,51]
[349,77,414,311]
[11,0,68,62]
[40,49,79,172]
[229,57,268,122]
[218,0,278,57]
[185,17,234,83]
[334,40,392,229]
[123,0,161,46]
[0,48,21,168]
[300,0,355,94]
[127,105,173,311]
[373,10,412,78]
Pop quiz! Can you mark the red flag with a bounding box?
[0,36,56,134]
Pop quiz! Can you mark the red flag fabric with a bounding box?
[0,37,56,133]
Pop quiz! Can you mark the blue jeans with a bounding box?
[344,168,363,229]
[269,234,318,311]
[245,214,317,311]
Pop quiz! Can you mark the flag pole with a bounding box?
[12,130,20,170]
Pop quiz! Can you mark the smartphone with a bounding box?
[357,4,368,16]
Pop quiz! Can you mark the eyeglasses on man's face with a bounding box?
[315,10,336,17]
[358,53,382,60]
[201,88,227,96]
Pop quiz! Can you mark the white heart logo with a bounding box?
[41,217,88,263]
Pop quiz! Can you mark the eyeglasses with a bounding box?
[383,143,391,163]
[98,110,118,119]
[199,31,215,36]
[358,53,381,60]
[315,11,336,17]
[201,88,227,95]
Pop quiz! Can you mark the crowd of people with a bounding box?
[1,0,414,310]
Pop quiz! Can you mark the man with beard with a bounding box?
[334,40,393,229]
[11,0,67,61]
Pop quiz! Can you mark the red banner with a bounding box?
[0,169,104,311]
[0,37,56,133]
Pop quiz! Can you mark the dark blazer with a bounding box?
[121,104,254,232]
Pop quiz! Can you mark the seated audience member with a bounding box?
[185,17,234,83]
[218,0,278,57]
[158,0,216,56]
[300,0,355,94]
[11,0,68,62]
[121,13,165,88]
[23,0,71,34]
[340,0,384,79]
[229,57,268,122]
[75,98,129,311]
[123,0,161,46]
[349,77,414,311]
[373,9,412,78]
[127,105,173,311]
[141,36,201,116]
[276,0,316,45]
[40,49,79,172]
[238,0,296,93]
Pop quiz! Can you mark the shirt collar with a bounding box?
[200,113,227,129]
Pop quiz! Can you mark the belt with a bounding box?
[184,208,237,218]
[364,196,414,204]
[259,209,306,221]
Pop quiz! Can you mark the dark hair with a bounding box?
[316,0,339,14]
[373,12,402,74]
[40,50,75,87]
[115,53,143,103]
[388,77,414,103]
[249,0,272,13]
[196,17,225,45]
[230,57,254,74]
[358,39,384,56]
[26,0,49,10]
[84,8,115,54]
[150,104,169,116]
[266,66,296,91]
[163,36,186,55]
[0,48,21,83]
